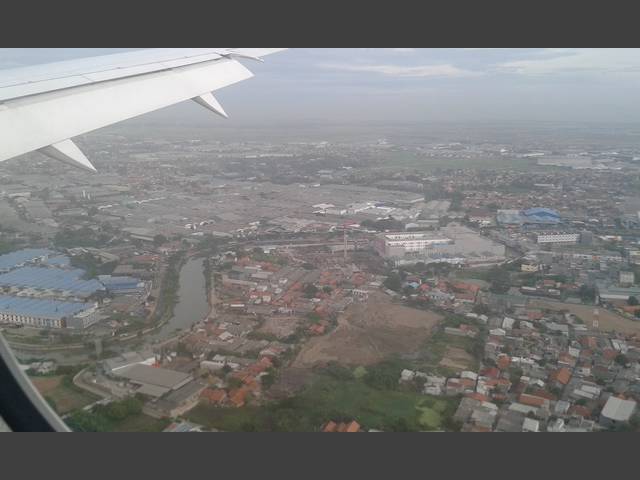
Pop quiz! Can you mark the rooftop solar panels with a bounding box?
[0,248,53,272]
[0,295,93,320]
[0,266,105,297]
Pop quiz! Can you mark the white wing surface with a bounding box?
[0,48,286,171]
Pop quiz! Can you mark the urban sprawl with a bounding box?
[1,123,640,432]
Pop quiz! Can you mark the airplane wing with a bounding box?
[0,48,286,172]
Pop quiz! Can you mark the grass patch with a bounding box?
[187,373,459,432]
[30,374,99,415]
[65,396,169,432]
[353,366,367,379]
[110,414,171,432]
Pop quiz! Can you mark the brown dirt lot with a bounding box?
[439,346,475,371]
[529,300,640,336]
[293,292,442,367]
[257,316,301,339]
[31,375,97,415]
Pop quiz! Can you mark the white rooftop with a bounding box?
[601,397,637,422]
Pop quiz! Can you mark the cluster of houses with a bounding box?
[400,302,640,431]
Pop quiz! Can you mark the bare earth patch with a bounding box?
[31,375,97,414]
[257,315,301,339]
[293,292,442,367]
[438,346,474,372]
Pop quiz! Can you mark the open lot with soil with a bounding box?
[31,375,99,415]
[293,292,442,367]
[257,315,301,339]
[530,300,640,336]
[439,346,476,371]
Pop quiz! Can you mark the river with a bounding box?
[147,256,210,343]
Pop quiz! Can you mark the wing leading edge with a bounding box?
[0,48,286,171]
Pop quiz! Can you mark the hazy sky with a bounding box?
[1,48,640,125]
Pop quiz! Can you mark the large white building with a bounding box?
[375,225,506,266]
[536,232,580,245]
[375,232,454,258]
[0,295,98,329]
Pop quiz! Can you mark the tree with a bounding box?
[488,266,511,294]
[153,234,168,247]
[303,283,319,298]
[579,285,596,303]
[363,359,406,391]
[261,372,276,389]
[615,354,629,367]
[472,304,490,315]
[383,272,402,292]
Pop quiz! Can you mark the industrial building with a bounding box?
[596,281,640,303]
[536,232,581,245]
[0,266,105,299]
[98,275,147,294]
[497,208,562,226]
[0,295,98,329]
[111,363,193,398]
[143,380,207,419]
[0,248,53,273]
[375,224,506,267]
[375,232,454,258]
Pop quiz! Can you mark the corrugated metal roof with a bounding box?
[0,248,52,271]
[0,295,93,320]
[0,266,104,296]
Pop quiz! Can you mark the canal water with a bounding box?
[148,256,209,342]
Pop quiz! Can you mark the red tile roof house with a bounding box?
[200,388,227,406]
[549,367,572,388]
[228,387,250,408]
[518,393,550,409]
[322,420,361,432]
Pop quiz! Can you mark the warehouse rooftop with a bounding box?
[0,248,53,272]
[0,295,94,320]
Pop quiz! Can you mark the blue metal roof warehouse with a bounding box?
[521,208,561,224]
[0,295,93,320]
[0,266,105,297]
[0,248,53,272]
[98,275,145,294]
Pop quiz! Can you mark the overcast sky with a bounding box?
[1,48,640,125]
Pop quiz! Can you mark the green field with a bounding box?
[65,397,170,432]
[187,374,459,432]
[31,374,99,415]
[110,414,170,432]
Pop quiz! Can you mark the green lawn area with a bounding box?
[65,396,170,432]
[187,375,459,432]
[110,413,170,432]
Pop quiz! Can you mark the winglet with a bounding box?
[218,50,265,62]
[38,139,96,172]
[193,93,228,119]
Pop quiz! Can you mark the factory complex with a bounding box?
[0,248,147,329]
